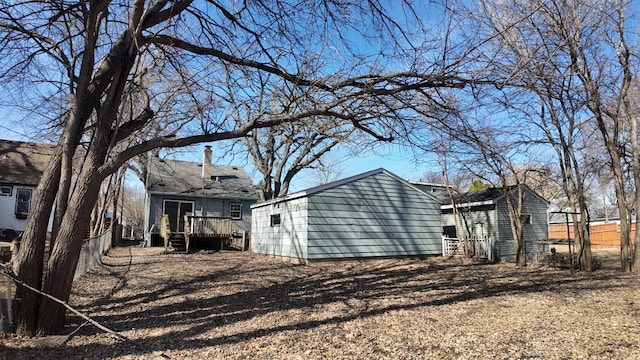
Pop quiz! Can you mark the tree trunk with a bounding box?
[576,205,593,271]
[505,188,526,268]
[36,119,114,334]
[37,169,103,335]
[12,147,63,336]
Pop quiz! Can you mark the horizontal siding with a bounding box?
[308,233,442,248]
[0,185,50,233]
[497,201,514,261]
[147,195,255,234]
[496,190,549,262]
[251,197,308,259]
[307,172,442,259]
[309,216,438,228]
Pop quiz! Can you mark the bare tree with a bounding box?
[465,0,639,270]
[0,1,475,336]
[453,117,537,267]
[304,153,348,187]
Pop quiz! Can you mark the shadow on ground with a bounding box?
[6,247,634,358]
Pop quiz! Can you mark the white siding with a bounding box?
[0,185,35,232]
[251,197,308,259]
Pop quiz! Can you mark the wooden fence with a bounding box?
[549,222,636,249]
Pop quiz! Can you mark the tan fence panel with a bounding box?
[549,222,636,249]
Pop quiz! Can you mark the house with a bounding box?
[143,146,259,248]
[437,185,550,262]
[0,139,55,241]
[250,168,443,263]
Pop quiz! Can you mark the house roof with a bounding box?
[252,168,438,209]
[0,139,55,186]
[145,157,258,200]
[441,185,550,209]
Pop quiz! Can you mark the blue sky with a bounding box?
[174,139,435,193]
[0,0,450,193]
[0,115,437,193]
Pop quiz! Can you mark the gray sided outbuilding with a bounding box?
[251,168,443,262]
[440,185,550,262]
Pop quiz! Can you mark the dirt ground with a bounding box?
[2,247,640,359]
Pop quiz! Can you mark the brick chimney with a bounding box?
[202,145,212,179]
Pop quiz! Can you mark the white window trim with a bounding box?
[0,185,12,196]
[230,202,242,220]
[15,188,33,218]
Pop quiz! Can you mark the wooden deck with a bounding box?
[160,214,235,253]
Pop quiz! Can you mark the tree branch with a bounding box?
[0,265,128,341]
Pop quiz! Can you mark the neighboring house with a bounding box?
[439,185,550,262]
[251,168,443,263]
[0,139,55,241]
[143,146,258,246]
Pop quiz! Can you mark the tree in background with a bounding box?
[461,0,638,270]
[468,179,490,192]
[0,0,474,336]
[305,153,348,188]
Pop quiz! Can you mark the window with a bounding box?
[270,214,281,226]
[15,188,32,218]
[443,225,457,238]
[230,203,242,220]
[0,185,12,196]
[520,214,532,224]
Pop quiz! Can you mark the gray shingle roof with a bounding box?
[445,186,512,205]
[146,157,258,200]
[442,185,549,207]
[0,139,55,186]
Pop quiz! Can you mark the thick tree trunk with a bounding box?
[36,119,114,334]
[37,169,103,335]
[576,207,593,271]
[12,147,63,336]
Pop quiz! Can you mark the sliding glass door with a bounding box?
[163,200,194,232]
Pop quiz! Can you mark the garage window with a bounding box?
[270,214,281,226]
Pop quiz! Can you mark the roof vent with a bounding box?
[158,183,166,187]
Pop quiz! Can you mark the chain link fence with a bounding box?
[74,228,113,280]
[2,228,115,332]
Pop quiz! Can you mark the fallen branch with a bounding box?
[0,265,128,341]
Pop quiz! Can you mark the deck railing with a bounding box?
[183,215,233,253]
[442,235,492,260]
[186,215,232,236]
[160,214,171,249]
